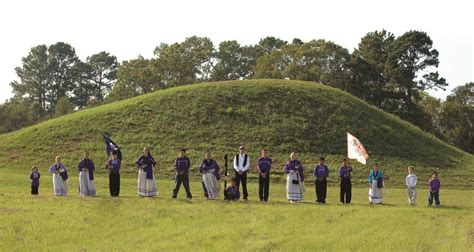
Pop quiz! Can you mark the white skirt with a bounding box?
[369,180,383,203]
[138,169,157,197]
[79,171,96,196]
[202,171,220,199]
[52,173,68,196]
[286,172,304,201]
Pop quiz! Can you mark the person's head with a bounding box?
[261,148,269,158]
[205,151,212,160]
[319,157,325,165]
[179,148,187,157]
[432,171,438,179]
[84,150,89,159]
[239,145,245,154]
[290,152,297,160]
[373,163,379,171]
[112,152,118,160]
[408,165,414,174]
[230,176,237,186]
[31,166,38,173]
[342,158,348,166]
[143,147,150,156]
[55,156,61,163]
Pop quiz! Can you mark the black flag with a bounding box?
[102,133,122,160]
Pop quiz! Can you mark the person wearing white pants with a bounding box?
[406,166,417,205]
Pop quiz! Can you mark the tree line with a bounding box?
[1,31,472,153]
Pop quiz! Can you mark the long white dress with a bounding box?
[52,173,68,196]
[286,171,304,201]
[138,168,157,197]
[202,169,220,199]
[369,180,383,204]
[79,171,96,196]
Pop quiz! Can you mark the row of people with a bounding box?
[28,146,441,206]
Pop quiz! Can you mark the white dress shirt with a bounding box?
[233,154,250,172]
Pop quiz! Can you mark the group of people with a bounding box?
[28,145,442,207]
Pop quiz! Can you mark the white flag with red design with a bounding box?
[347,132,369,165]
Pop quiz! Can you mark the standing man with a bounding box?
[257,149,272,202]
[172,148,193,200]
[233,145,250,201]
[313,157,329,204]
[339,158,353,204]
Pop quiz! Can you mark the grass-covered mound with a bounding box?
[0,79,472,187]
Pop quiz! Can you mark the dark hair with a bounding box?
[432,171,438,176]
[230,176,237,183]
[343,158,347,161]
[180,148,187,152]
[262,148,268,152]
[319,157,325,161]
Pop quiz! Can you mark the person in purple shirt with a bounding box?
[30,166,40,195]
[338,158,353,204]
[106,152,121,197]
[428,171,441,207]
[172,148,193,200]
[224,176,240,201]
[313,157,329,204]
[199,151,221,199]
[77,150,96,197]
[257,148,272,202]
[284,152,305,203]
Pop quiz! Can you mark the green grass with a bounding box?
[0,79,472,189]
[1,170,473,251]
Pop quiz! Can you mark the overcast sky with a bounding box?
[0,0,472,103]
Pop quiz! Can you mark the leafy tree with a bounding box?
[86,51,119,100]
[439,82,473,153]
[385,31,447,120]
[115,56,162,95]
[53,96,75,117]
[212,40,256,80]
[154,36,214,86]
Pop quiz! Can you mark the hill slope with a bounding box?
[0,79,472,186]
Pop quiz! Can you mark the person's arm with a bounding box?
[283,162,290,174]
[414,175,417,186]
[90,160,95,173]
[186,157,191,172]
[406,176,409,187]
[233,155,239,172]
[214,162,221,180]
[174,159,179,172]
[30,173,34,180]
[77,160,83,172]
[299,164,305,182]
[242,155,250,172]
[38,173,40,179]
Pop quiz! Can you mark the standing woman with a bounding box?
[136,147,158,197]
[49,156,69,196]
[106,152,121,197]
[199,151,221,199]
[368,163,384,204]
[77,150,96,197]
[284,152,305,203]
[339,158,353,204]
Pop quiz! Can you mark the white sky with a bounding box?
[0,0,472,103]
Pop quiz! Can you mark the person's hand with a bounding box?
[238,171,243,175]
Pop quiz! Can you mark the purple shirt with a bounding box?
[199,159,221,180]
[284,160,304,182]
[136,155,157,179]
[77,159,95,180]
[175,156,191,174]
[429,178,441,192]
[226,185,240,200]
[313,164,329,180]
[108,159,121,172]
[49,163,68,180]
[339,166,353,179]
[257,157,272,174]
[30,172,40,187]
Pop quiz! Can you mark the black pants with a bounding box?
[31,186,38,195]
[315,178,327,203]
[235,171,248,200]
[428,191,440,206]
[258,173,270,201]
[173,174,192,199]
[340,178,352,203]
[109,171,120,197]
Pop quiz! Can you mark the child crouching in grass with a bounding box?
[224,176,240,201]
[428,172,441,207]
[30,166,40,195]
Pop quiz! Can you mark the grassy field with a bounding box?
[0,79,473,251]
[1,170,473,251]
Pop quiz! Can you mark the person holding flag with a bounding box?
[77,150,96,197]
[102,134,122,197]
[136,147,158,197]
[338,158,353,204]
